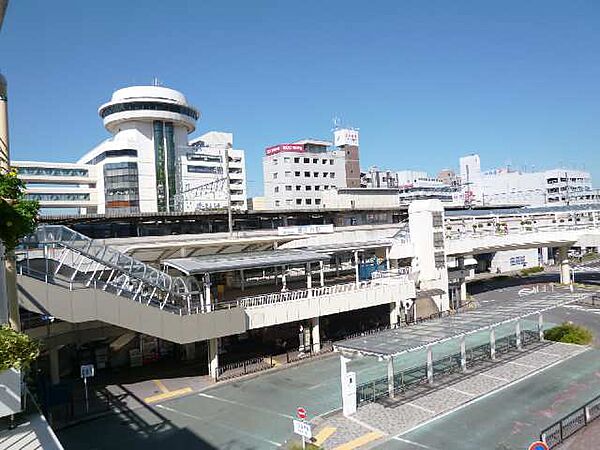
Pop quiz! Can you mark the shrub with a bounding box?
[544,322,593,345]
[520,266,544,276]
[0,168,39,250]
[0,325,40,371]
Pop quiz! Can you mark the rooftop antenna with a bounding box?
[331,116,342,131]
[152,77,162,87]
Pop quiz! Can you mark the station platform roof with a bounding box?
[334,292,589,358]
[163,249,330,275]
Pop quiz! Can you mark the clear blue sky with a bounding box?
[2,0,600,196]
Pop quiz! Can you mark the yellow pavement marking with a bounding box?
[153,379,169,394]
[333,431,384,450]
[314,427,337,446]
[144,387,193,404]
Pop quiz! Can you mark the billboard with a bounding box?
[265,144,305,156]
[334,129,359,147]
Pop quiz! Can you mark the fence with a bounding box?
[356,329,540,405]
[540,393,600,448]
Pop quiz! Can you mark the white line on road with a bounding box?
[405,402,436,414]
[347,415,385,434]
[393,436,440,449]
[480,373,508,382]
[197,392,294,419]
[156,404,282,447]
[445,386,475,397]
[506,361,536,369]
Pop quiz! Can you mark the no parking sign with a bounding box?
[528,441,549,450]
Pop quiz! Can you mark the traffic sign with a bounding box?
[80,364,95,379]
[528,441,549,450]
[293,419,312,439]
[296,407,307,420]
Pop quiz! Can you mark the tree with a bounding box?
[0,168,39,251]
[0,324,40,371]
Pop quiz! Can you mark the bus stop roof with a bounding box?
[334,292,588,358]
[163,249,330,275]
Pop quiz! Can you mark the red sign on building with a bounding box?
[265,143,305,156]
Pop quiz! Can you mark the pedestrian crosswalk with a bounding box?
[562,304,600,315]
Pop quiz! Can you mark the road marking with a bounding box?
[506,361,536,369]
[156,405,281,447]
[145,387,193,404]
[347,415,384,433]
[313,427,337,446]
[333,431,384,450]
[445,386,475,396]
[153,379,169,394]
[393,436,439,449]
[405,402,436,414]
[480,373,508,382]
[197,392,294,419]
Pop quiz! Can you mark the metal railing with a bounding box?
[445,222,600,241]
[541,393,600,448]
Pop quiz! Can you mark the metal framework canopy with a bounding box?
[334,292,589,359]
[163,249,331,275]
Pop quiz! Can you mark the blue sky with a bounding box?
[1,0,600,196]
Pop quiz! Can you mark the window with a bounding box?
[275,200,280,206]
[315,199,321,205]
[304,158,310,163]
[304,171,310,177]
[296,199,302,205]
[273,172,278,179]
[323,172,328,178]
[313,172,319,177]
[286,199,292,206]
[313,158,318,164]
[330,172,335,178]
[285,185,292,191]
[285,171,292,177]
[294,157,300,163]
[187,165,219,174]
[274,186,279,193]
[273,158,278,165]
[329,159,334,165]
[99,101,199,120]
[322,159,327,164]
[284,157,291,163]
[296,185,301,191]
[324,185,330,190]
[295,171,301,177]
[306,199,312,205]
[306,185,312,191]
[315,185,320,191]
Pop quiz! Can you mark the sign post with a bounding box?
[80,364,95,413]
[293,407,310,449]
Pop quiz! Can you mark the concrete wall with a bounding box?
[490,248,540,273]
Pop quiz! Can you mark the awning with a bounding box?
[164,249,331,275]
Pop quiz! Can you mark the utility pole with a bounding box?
[0,0,19,330]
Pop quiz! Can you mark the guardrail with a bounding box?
[540,393,600,448]
[445,223,600,241]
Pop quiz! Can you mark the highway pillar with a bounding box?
[515,321,522,350]
[389,302,399,328]
[558,247,571,285]
[426,346,433,384]
[460,336,467,372]
[204,273,211,312]
[310,317,320,352]
[387,357,395,398]
[538,313,544,341]
[281,265,287,290]
[208,338,219,381]
[354,250,360,286]
[490,327,496,360]
[385,247,391,270]
[306,262,312,289]
[319,261,325,287]
[49,347,60,385]
[460,280,468,305]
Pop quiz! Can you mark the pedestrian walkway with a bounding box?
[310,342,589,449]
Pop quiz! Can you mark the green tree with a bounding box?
[545,322,593,345]
[0,324,40,371]
[0,168,39,250]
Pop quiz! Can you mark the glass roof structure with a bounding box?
[164,249,331,275]
[334,292,589,358]
[446,204,600,218]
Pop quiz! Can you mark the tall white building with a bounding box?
[262,128,360,209]
[459,154,593,207]
[14,85,248,214]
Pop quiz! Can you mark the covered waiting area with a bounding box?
[334,292,590,416]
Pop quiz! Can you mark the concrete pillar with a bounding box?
[354,250,360,286]
[310,317,320,352]
[281,266,287,290]
[538,313,544,341]
[208,338,219,380]
[389,302,399,328]
[240,269,245,291]
[183,343,196,360]
[558,247,571,285]
[460,336,467,372]
[204,273,211,311]
[490,327,496,360]
[319,261,325,287]
[306,262,312,289]
[515,321,522,350]
[387,358,395,398]
[49,348,60,385]
[385,247,390,270]
[460,280,468,304]
[426,346,433,384]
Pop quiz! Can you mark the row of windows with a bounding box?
[272,171,336,179]
[105,161,138,171]
[547,177,589,184]
[26,193,90,201]
[85,149,138,165]
[188,165,220,174]
[509,256,526,266]
[274,198,322,207]
[99,101,199,120]
[274,185,337,193]
[17,167,89,177]
[186,153,222,163]
[272,157,335,165]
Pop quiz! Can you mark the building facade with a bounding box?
[14,85,248,215]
